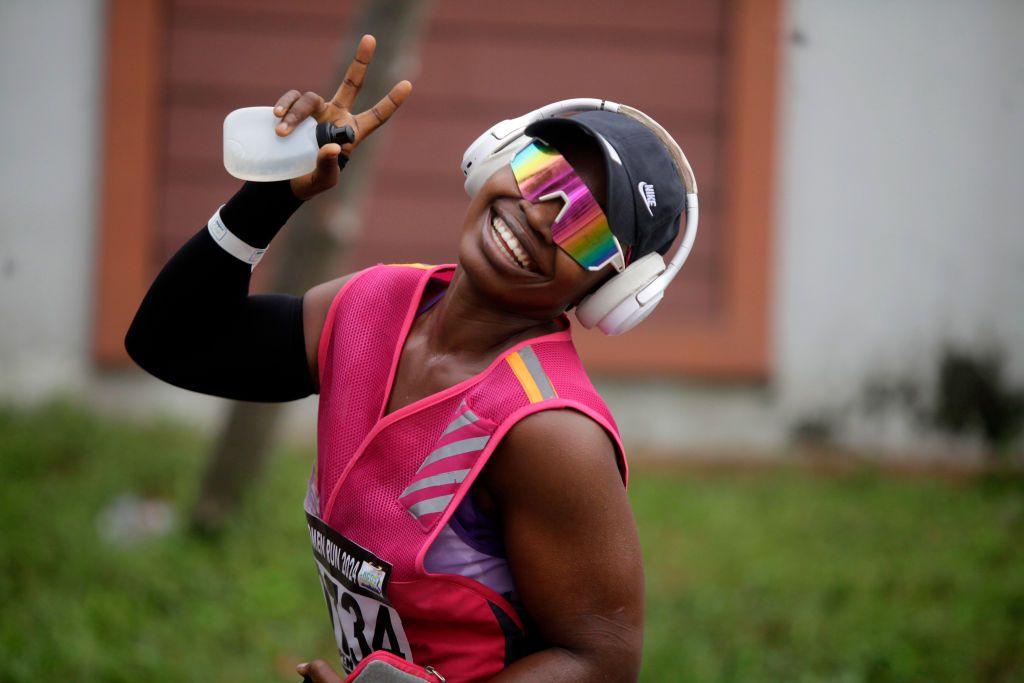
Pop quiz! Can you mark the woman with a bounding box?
[127,34,688,682]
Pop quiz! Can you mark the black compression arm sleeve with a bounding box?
[125,180,315,402]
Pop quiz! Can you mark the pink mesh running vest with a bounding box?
[306,263,626,681]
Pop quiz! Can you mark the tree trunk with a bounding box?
[192,0,432,534]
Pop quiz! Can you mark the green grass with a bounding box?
[636,468,1024,682]
[1,402,1022,682]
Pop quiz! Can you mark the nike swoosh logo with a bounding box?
[638,182,656,216]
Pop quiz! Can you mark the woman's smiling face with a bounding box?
[457,135,613,321]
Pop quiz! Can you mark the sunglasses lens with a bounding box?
[511,142,623,272]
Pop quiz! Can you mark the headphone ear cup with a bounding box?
[463,136,530,197]
[575,252,666,334]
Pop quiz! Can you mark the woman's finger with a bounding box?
[277,91,324,135]
[314,143,342,182]
[296,659,341,683]
[330,34,376,111]
[273,89,302,118]
[290,144,342,201]
[352,79,412,138]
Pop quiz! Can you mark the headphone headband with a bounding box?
[613,104,699,303]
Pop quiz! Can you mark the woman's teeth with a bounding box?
[491,215,535,272]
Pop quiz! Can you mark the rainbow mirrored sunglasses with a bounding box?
[510,140,626,273]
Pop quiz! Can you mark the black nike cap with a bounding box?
[525,110,685,263]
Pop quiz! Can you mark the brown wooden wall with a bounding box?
[95,0,780,377]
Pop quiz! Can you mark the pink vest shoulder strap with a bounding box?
[315,264,439,510]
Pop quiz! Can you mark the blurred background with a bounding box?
[1,0,1022,681]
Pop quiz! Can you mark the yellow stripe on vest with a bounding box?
[507,351,544,403]
[388,262,435,270]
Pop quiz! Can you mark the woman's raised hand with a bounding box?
[275,34,412,200]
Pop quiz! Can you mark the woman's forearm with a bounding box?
[124,181,315,401]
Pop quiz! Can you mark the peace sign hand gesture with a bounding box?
[274,34,412,200]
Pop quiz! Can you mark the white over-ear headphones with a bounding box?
[461,98,699,335]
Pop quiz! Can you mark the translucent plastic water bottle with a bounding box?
[222,106,354,182]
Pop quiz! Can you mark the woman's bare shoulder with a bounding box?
[488,408,621,495]
[302,273,357,391]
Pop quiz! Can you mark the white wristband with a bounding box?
[207,205,267,269]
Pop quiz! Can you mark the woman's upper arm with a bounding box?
[302,273,355,392]
[484,409,644,681]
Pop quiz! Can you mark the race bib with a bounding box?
[306,512,413,674]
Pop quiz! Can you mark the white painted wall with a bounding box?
[1,0,1022,456]
[594,0,1024,456]
[0,0,105,397]
[773,0,1024,451]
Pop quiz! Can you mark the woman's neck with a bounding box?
[420,268,563,361]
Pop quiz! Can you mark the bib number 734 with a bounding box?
[316,563,411,672]
[307,513,412,673]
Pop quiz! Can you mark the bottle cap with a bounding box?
[315,122,356,148]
